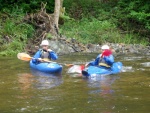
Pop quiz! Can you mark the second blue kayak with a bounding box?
[82,62,123,77]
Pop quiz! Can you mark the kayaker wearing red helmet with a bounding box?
[85,45,114,68]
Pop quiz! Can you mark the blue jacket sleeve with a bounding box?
[104,55,114,66]
[32,50,41,64]
[88,54,101,66]
[49,51,58,60]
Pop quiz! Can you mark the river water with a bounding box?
[0,53,150,113]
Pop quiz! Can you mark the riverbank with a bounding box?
[39,38,150,56]
[0,1,149,56]
[87,43,150,55]
[0,33,150,56]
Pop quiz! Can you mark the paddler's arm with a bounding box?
[48,49,58,60]
[86,54,101,66]
[32,50,41,63]
[103,55,114,66]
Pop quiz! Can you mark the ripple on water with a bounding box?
[136,68,146,71]
[121,66,134,72]
[122,56,143,61]
[141,62,150,67]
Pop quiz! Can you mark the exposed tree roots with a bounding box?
[24,3,87,55]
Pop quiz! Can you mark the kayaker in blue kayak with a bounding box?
[32,40,58,63]
[85,45,114,68]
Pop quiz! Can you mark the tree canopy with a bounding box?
[0,0,55,13]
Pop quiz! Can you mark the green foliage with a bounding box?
[64,0,116,19]
[46,33,53,39]
[117,0,150,30]
[64,0,150,31]
[0,0,149,57]
[0,12,34,56]
[63,0,149,45]
[60,18,149,45]
[0,0,55,13]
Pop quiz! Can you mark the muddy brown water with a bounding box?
[0,53,150,113]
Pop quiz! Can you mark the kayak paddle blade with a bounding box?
[17,53,32,61]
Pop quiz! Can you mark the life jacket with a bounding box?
[98,49,112,68]
[99,58,111,68]
[40,49,51,61]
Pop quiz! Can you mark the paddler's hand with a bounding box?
[47,49,52,52]
[85,63,89,67]
[38,58,43,62]
[100,54,104,58]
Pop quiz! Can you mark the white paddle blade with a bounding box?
[67,65,82,74]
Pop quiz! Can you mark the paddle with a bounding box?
[17,52,74,67]
[68,50,113,74]
[67,64,85,74]
[17,53,54,63]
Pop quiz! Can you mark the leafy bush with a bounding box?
[63,0,149,45]
[0,12,34,56]
[0,0,55,13]
[60,18,149,45]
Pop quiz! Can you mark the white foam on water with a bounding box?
[136,68,145,71]
[121,66,134,72]
[141,62,150,67]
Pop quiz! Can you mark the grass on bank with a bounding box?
[0,11,34,56]
[60,18,149,45]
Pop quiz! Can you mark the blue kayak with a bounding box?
[30,61,63,73]
[82,62,123,77]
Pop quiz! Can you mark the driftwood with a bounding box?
[24,2,88,55]
[24,2,60,54]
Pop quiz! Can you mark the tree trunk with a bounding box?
[54,0,61,29]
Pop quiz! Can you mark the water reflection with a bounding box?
[30,69,63,89]
[87,75,119,95]
[18,70,63,92]
[87,75,119,113]
[18,73,34,99]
